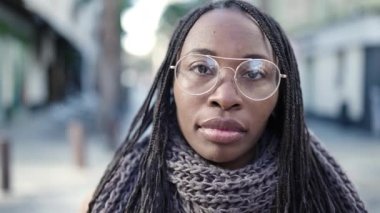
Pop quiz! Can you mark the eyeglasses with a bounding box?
[170,54,287,101]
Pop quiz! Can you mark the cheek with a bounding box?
[246,93,278,128]
[173,84,200,129]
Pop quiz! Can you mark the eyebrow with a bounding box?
[186,48,270,60]
[187,48,216,55]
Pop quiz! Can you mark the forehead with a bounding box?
[180,8,273,61]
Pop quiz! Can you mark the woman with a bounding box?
[88,0,366,212]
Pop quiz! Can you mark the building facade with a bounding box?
[0,0,94,125]
[295,15,380,132]
[254,0,380,133]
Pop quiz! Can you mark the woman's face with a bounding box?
[173,9,278,169]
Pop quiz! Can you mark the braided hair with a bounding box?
[88,1,364,212]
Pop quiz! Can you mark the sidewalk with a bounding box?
[0,88,145,213]
[0,111,114,213]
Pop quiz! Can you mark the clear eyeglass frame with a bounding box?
[170,54,287,101]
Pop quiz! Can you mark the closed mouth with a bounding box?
[197,118,247,144]
[198,118,247,132]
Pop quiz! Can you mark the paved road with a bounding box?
[0,111,378,212]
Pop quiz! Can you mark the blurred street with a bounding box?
[1,0,380,212]
[0,105,379,212]
[0,110,114,213]
[0,88,143,213]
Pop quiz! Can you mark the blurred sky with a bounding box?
[121,0,171,56]
[120,0,193,56]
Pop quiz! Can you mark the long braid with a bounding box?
[88,1,363,212]
[231,1,304,210]
[233,1,355,212]
[129,72,172,212]
[88,9,199,208]
[125,4,219,212]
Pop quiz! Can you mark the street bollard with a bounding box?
[0,136,11,192]
[68,120,86,168]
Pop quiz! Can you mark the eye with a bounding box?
[241,69,266,80]
[189,63,216,75]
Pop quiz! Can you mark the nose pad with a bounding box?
[208,67,242,110]
[217,67,238,91]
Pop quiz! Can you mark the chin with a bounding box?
[195,144,253,169]
[201,150,239,165]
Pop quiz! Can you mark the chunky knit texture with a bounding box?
[166,133,278,213]
[91,142,145,212]
[90,131,366,213]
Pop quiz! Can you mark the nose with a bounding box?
[207,67,243,111]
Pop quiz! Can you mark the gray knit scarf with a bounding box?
[165,132,278,213]
[91,131,366,212]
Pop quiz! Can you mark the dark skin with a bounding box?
[174,9,278,170]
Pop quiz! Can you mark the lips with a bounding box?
[198,118,247,144]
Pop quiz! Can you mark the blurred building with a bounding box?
[0,0,102,126]
[296,15,380,132]
[23,0,102,94]
[0,1,79,124]
[256,0,380,133]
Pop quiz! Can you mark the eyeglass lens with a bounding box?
[175,54,281,100]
